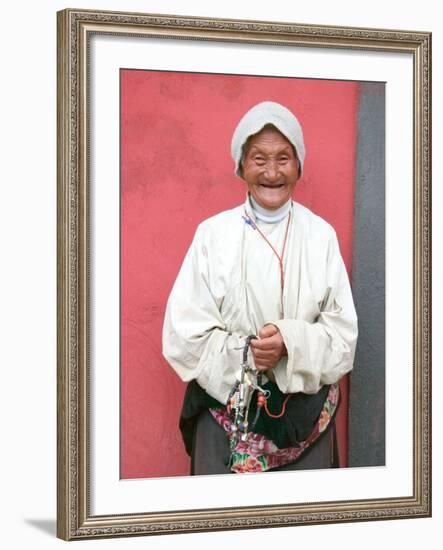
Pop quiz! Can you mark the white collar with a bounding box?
[248,195,292,223]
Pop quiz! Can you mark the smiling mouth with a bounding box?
[259,183,285,188]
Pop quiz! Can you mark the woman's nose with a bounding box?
[264,160,279,181]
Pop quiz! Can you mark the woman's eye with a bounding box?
[254,157,266,164]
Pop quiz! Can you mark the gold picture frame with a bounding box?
[57,8,431,540]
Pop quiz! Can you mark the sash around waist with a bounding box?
[179,379,334,455]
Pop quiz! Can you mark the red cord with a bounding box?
[264,394,292,419]
[244,209,291,317]
[244,209,292,419]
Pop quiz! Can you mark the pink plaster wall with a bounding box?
[120,69,359,478]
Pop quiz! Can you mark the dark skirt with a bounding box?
[190,409,339,475]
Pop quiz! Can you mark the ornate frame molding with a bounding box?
[57,8,431,540]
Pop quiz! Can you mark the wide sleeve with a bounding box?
[272,230,358,394]
[162,225,247,404]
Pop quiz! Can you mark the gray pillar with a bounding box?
[348,82,386,467]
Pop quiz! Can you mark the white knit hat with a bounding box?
[231,101,305,178]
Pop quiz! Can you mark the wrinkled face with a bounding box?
[241,126,299,210]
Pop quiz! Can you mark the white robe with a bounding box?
[162,196,358,405]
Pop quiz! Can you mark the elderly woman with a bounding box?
[162,101,358,474]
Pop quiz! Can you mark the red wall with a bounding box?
[120,69,359,478]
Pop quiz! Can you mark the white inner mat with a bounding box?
[90,34,413,515]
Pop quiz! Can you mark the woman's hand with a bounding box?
[250,324,287,372]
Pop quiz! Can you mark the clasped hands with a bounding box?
[250,323,287,373]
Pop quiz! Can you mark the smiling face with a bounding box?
[241,125,300,210]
